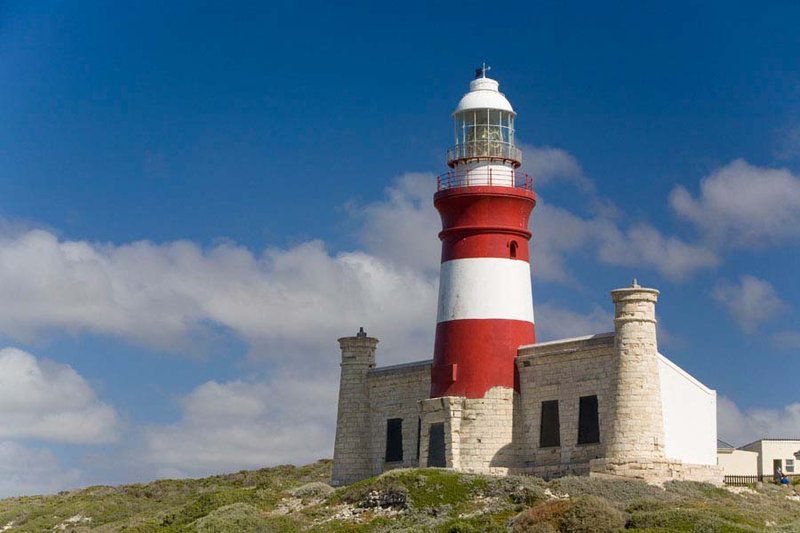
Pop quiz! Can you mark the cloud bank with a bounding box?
[712,275,787,334]
[718,396,800,446]
[0,348,118,444]
[670,159,800,247]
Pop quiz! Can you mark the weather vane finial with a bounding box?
[474,62,491,79]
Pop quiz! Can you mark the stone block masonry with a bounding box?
[331,332,378,486]
[419,387,517,475]
[604,283,665,463]
[366,360,431,475]
[331,283,722,486]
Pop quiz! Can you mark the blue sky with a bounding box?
[1,0,799,495]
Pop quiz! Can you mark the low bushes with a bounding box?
[511,495,626,533]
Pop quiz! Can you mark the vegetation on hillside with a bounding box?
[1,460,799,531]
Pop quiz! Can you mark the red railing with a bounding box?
[437,167,534,191]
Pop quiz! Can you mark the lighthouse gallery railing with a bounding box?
[437,168,534,191]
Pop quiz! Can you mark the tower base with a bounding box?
[418,387,517,475]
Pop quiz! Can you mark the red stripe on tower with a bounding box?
[430,69,536,399]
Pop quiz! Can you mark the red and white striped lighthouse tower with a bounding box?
[431,66,536,399]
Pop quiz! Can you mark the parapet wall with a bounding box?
[365,360,431,475]
[333,307,721,485]
[515,333,615,477]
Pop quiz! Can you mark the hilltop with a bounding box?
[1,460,800,532]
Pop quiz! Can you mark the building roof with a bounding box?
[739,438,800,449]
[717,438,735,450]
[454,77,514,115]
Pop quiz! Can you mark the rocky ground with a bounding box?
[1,460,799,531]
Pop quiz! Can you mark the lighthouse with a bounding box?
[332,68,722,485]
[430,66,536,399]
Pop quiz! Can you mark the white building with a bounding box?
[717,439,759,477]
[739,439,800,478]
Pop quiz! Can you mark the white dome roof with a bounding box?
[454,77,514,115]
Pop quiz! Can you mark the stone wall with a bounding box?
[515,333,615,478]
[331,334,379,486]
[331,285,722,486]
[419,387,517,475]
[605,285,666,462]
[366,360,431,476]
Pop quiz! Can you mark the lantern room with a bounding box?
[441,67,525,189]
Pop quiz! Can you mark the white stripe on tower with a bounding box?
[436,258,534,323]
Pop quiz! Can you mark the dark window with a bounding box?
[577,395,600,444]
[510,241,518,258]
[385,418,403,462]
[416,417,421,460]
[539,400,561,448]
[427,423,446,467]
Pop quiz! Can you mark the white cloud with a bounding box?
[0,348,118,444]
[521,144,593,192]
[358,172,440,274]
[712,275,787,333]
[531,203,594,283]
[535,303,613,341]
[141,300,613,477]
[0,229,437,364]
[718,396,800,446]
[594,223,719,282]
[143,374,336,477]
[0,441,81,498]
[670,159,800,247]
[532,201,718,283]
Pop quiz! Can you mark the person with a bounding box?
[775,466,784,483]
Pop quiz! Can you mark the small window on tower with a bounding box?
[540,400,561,448]
[577,395,600,444]
[385,418,403,462]
[510,241,518,259]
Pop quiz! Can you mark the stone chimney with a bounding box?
[604,280,666,462]
[331,328,378,485]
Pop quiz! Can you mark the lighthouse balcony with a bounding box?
[446,141,522,168]
[437,167,534,191]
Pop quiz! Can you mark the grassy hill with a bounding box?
[1,460,800,532]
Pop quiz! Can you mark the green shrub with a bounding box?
[161,487,260,527]
[628,507,761,532]
[195,503,265,531]
[509,485,549,507]
[290,482,335,499]
[548,476,669,505]
[195,502,300,532]
[333,469,484,510]
[560,495,627,533]
[511,521,558,533]
[511,496,626,533]
[439,518,487,533]
[511,500,570,532]
[435,509,517,533]
[625,499,669,514]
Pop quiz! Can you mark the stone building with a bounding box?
[331,70,722,486]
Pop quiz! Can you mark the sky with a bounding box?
[0,0,799,496]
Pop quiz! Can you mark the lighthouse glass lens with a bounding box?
[453,110,515,159]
